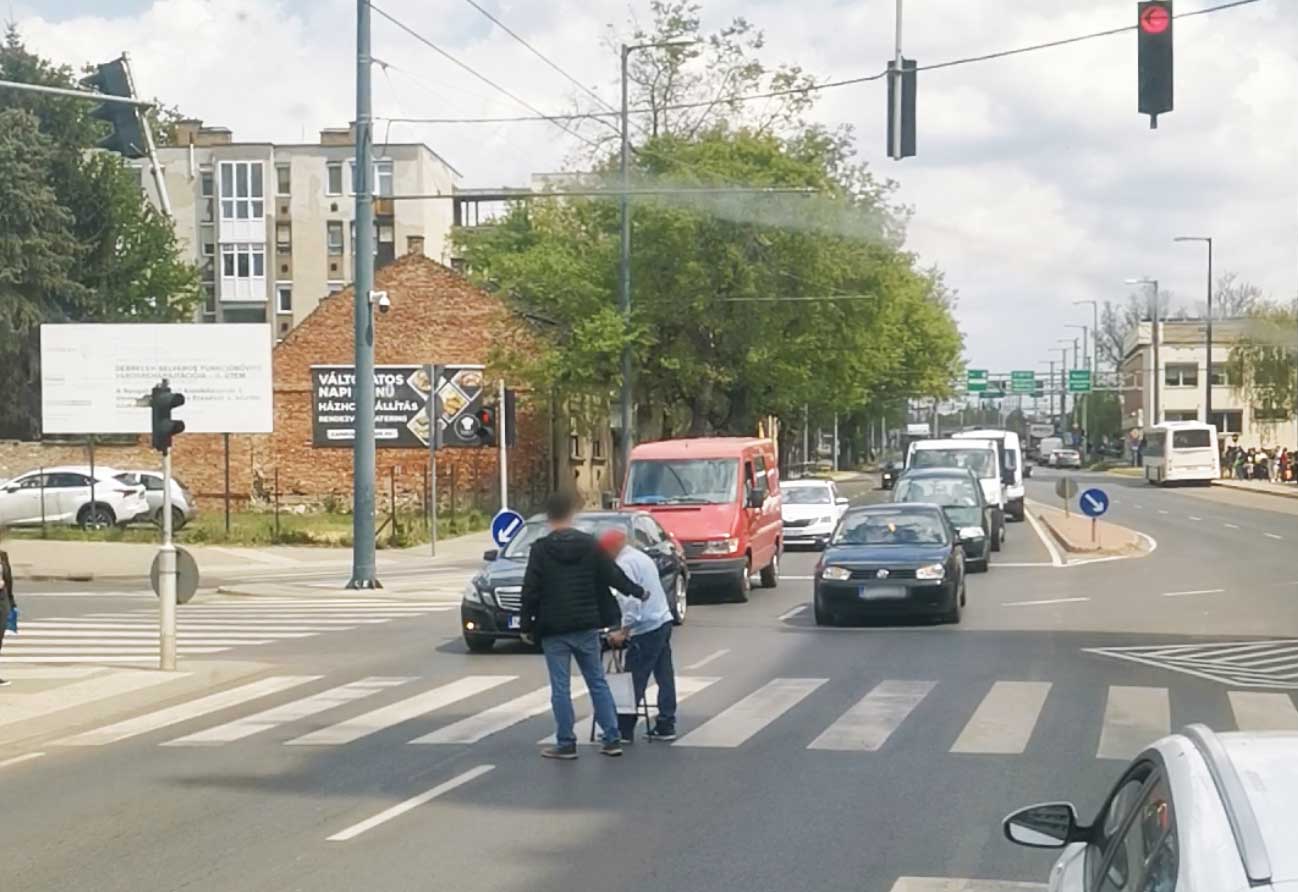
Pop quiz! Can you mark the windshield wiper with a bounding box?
[662,496,712,504]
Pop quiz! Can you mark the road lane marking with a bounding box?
[163,677,414,746]
[1188,515,1202,521]
[1266,533,1284,540]
[327,764,494,842]
[1023,509,1064,567]
[1161,589,1225,598]
[1133,504,1143,509]
[0,752,45,769]
[808,680,934,752]
[890,879,1046,892]
[678,678,826,748]
[1157,509,1169,515]
[1097,686,1169,760]
[950,682,1052,755]
[1229,692,1298,731]
[685,649,730,671]
[538,676,718,745]
[286,676,516,746]
[2,646,231,655]
[411,684,586,745]
[777,604,807,620]
[1001,597,1090,607]
[781,575,815,580]
[1224,523,1240,529]
[56,676,321,746]
[988,562,1054,567]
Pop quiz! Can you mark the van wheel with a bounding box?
[760,551,780,588]
[732,558,752,603]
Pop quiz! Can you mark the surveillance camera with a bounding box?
[372,291,391,314]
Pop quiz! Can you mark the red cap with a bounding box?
[597,527,627,554]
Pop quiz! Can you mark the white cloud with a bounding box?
[15,0,1297,373]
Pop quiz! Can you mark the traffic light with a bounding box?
[503,388,517,448]
[1138,1,1174,128]
[886,57,917,160]
[79,59,146,158]
[151,382,185,453]
[475,405,497,448]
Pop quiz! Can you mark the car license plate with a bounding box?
[507,615,521,629]
[860,585,906,600]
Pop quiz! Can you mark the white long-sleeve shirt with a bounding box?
[614,547,673,637]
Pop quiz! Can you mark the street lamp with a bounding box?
[1056,340,1073,424]
[1038,359,1057,427]
[618,39,697,480]
[1126,278,1160,425]
[1073,300,1099,378]
[1174,236,1213,426]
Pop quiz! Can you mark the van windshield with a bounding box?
[910,448,995,477]
[625,458,739,505]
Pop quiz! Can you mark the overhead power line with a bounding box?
[377,0,1260,126]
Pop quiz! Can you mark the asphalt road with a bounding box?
[5,470,1298,892]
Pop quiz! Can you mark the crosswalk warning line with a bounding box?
[537,675,720,745]
[889,878,1047,891]
[55,676,322,747]
[1097,686,1169,760]
[1228,691,1298,731]
[950,682,1052,755]
[411,683,588,745]
[285,675,516,746]
[162,677,415,746]
[808,680,934,752]
[677,678,826,749]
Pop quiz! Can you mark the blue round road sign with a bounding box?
[490,509,526,547]
[1079,488,1109,518]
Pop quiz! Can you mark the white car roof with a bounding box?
[1218,732,1298,882]
[781,479,832,488]
[14,465,132,478]
[910,439,995,450]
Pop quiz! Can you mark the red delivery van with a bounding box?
[621,437,782,602]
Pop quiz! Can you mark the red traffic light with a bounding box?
[476,407,495,426]
[1140,3,1170,34]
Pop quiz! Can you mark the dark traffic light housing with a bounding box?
[79,59,146,158]
[475,405,497,447]
[1138,1,1174,128]
[886,57,917,160]
[151,382,185,453]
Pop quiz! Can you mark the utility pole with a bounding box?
[1175,236,1213,424]
[349,0,379,589]
[802,403,809,473]
[832,412,840,472]
[618,44,633,485]
[498,379,508,510]
[891,0,904,160]
[1043,361,1056,429]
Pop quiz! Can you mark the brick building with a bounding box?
[0,255,616,515]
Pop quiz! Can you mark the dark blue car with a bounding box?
[460,510,689,653]
[813,503,966,626]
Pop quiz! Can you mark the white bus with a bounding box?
[1143,421,1220,485]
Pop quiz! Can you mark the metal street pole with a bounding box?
[1126,278,1160,426]
[832,412,840,472]
[1057,340,1073,426]
[1175,237,1213,424]
[498,378,508,510]
[349,0,379,589]
[1067,324,1089,454]
[891,0,904,159]
[1041,361,1056,428]
[159,446,176,670]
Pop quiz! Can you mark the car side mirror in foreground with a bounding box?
[482,549,499,562]
[1002,802,1081,849]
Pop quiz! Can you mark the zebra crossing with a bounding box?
[0,598,454,664]
[50,667,1298,758]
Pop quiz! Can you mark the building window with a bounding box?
[276,222,291,252]
[327,221,344,256]
[220,244,266,284]
[275,163,291,196]
[219,161,264,222]
[326,162,343,195]
[222,306,267,324]
[592,435,606,462]
[1210,368,1239,387]
[1209,410,1243,434]
[327,281,345,295]
[200,168,214,197]
[1164,411,1198,422]
[569,432,584,461]
[276,284,293,314]
[376,160,393,197]
[1254,405,1290,423]
[202,283,217,318]
[1164,364,1198,388]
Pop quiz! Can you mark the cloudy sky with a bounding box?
[17,0,1297,375]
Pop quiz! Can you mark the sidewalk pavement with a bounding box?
[1031,501,1151,559]
[1212,477,1298,500]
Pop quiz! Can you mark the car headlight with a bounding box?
[915,563,945,580]
[700,537,739,555]
[816,515,833,525]
[463,578,485,603]
[822,566,852,581]
[959,526,985,540]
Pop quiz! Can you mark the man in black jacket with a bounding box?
[521,491,645,759]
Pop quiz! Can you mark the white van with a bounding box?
[905,438,1006,551]
[955,429,1025,521]
[1036,437,1063,466]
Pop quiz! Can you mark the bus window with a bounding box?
[1172,429,1211,449]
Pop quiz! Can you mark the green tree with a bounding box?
[1227,302,1298,418]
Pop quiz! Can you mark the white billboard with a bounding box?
[41,324,274,435]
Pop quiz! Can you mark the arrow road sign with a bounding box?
[1080,488,1110,518]
[490,509,526,548]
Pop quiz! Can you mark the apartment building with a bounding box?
[138,120,459,340]
[1120,318,1296,448]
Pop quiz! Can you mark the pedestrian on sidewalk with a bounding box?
[598,527,678,744]
[520,491,645,760]
[0,527,15,687]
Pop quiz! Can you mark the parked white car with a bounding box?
[779,478,849,549]
[0,465,149,528]
[122,470,197,529]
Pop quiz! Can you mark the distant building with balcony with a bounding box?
[136,120,459,341]
[1120,318,1295,448]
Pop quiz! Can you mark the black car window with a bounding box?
[1094,773,1176,892]
[833,511,948,546]
[895,477,979,506]
[781,486,832,504]
[16,474,47,489]
[46,473,91,488]
[501,522,548,559]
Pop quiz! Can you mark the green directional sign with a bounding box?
[1010,370,1035,394]
[1068,369,1093,393]
[979,388,1006,400]
[966,369,988,393]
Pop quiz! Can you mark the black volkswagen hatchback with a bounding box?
[461,510,689,653]
[813,503,965,626]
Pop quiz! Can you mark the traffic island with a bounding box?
[1031,502,1153,560]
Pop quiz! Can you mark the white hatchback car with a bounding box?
[123,470,198,530]
[0,465,149,529]
[779,479,849,549]
[1004,725,1298,891]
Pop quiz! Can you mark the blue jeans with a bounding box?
[618,622,676,739]
[542,630,620,746]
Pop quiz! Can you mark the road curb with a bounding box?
[1034,505,1150,559]
[1212,479,1298,500]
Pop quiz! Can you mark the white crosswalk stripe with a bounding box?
[1228,691,1298,731]
[1096,686,1170,760]
[537,675,720,745]
[808,680,934,752]
[411,684,588,745]
[890,878,1046,891]
[676,678,826,748]
[950,682,1052,755]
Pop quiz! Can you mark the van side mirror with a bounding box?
[483,549,499,562]
[1023,466,1032,478]
[747,489,764,509]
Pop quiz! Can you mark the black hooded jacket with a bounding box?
[519,527,645,638]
